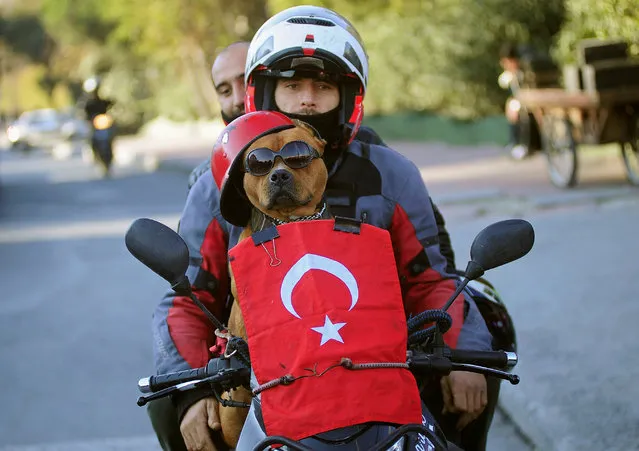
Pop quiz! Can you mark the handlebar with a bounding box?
[447,349,518,369]
[140,349,519,397]
[408,349,520,384]
[136,356,250,407]
[139,367,209,394]
[138,358,237,393]
[137,304,521,403]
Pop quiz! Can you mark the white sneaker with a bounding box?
[510,144,528,160]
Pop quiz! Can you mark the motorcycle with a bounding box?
[126,218,534,450]
[89,112,115,176]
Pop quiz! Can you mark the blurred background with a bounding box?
[1,0,634,139]
[0,1,638,451]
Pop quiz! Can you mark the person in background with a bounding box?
[498,43,527,160]
[187,42,250,190]
[146,41,249,451]
[79,77,113,122]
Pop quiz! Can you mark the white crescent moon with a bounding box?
[280,253,359,319]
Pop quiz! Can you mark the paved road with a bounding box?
[0,150,184,448]
[444,201,639,451]
[0,149,531,450]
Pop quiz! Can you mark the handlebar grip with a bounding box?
[408,355,452,376]
[139,367,208,393]
[448,350,518,369]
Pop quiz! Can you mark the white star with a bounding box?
[311,315,346,346]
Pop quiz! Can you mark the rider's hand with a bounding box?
[440,371,488,431]
[180,397,221,451]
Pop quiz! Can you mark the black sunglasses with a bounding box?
[244,140,321,176]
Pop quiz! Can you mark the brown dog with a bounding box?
[218,120,330,447]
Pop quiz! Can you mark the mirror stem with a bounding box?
[171,277,192,297]
[172,276,227,331]
[441,260,486,311]
[442,277,469,312]
[189,294,227,331]
[464,260,485,281]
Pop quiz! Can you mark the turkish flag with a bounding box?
[228,220,422,441]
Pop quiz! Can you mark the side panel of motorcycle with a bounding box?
[237,398,446,451]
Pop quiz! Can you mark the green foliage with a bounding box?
[2,0,637,129]
[268,0,564,119]
[23,0,269,128]
[0,15,54,64]
[363,113,509,146]
[40,0,115,45]
[0,65,63,112]
[554,0,639,62]
[269,0,401,20]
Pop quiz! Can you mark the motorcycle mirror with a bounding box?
[125,218,190,292]
[125,218,226,330]
[465,219,535,280]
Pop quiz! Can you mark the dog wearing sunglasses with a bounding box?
[217,119,331,447]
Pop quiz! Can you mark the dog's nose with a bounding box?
[270,169,292,186]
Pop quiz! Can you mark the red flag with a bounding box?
[228,220,422,441]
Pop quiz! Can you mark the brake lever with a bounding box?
[450,363,520,385]
[137,379,205,406]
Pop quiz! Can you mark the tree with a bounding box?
[35,0,269,127]
[100,0,269,119]
[270,0,565,118]
[554,0,639,63]
[0,15,55,65]
[6,0,576,124]
[0,13,60,108]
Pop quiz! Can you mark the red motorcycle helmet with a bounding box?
[211,110,296,227]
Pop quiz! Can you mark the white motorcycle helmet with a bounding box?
[82,77,100,94]
[244,5,369,144]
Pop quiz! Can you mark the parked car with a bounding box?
[6,108,90,153]
[58,107,91,141]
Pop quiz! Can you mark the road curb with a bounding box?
[433,189,505,206]
[154,157,639,214]
[154,161,517,210]
[494,403,538,450]
[531,186,639,210]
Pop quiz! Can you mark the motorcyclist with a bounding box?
[187,42,251,190]
[186,43,458,275]
[79,77,115,176]
[80,77,113,122]
[152,6,499,451]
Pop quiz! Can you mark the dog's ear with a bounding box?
[291,119,327,147]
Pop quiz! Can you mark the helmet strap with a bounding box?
[261,77,276,111]
[284,107,342,147]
